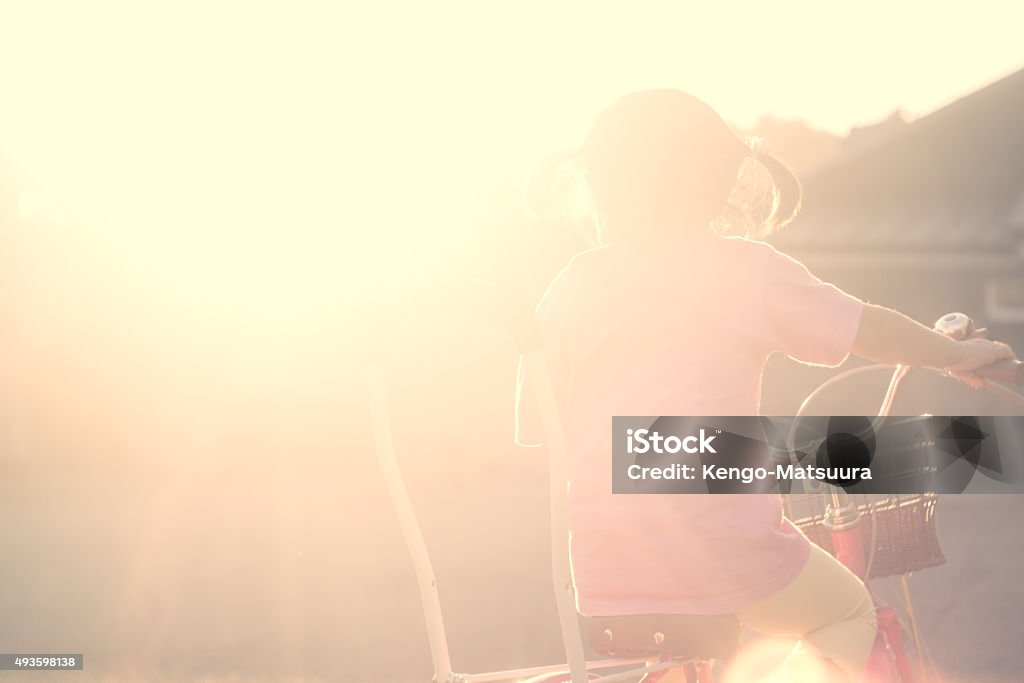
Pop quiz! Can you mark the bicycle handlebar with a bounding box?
[934,312,1023,386]
[974,359,1024,385]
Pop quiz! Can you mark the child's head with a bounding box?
[577,89,802,243]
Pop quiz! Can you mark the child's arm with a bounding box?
[852,303,1016,387]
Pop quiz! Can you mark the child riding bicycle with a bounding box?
[515,90,1016,682]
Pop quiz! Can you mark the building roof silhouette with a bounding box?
[774,67,1024,259]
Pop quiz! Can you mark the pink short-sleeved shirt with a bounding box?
[516,233,864,616]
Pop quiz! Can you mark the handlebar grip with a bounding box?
[975,359,1024,385]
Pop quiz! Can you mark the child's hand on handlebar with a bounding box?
[947,338,1018,389]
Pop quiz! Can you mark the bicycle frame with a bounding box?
[801,363,923,683]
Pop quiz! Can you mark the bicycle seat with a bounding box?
[585,613,740,661]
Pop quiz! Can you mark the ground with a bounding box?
[1,465,1022,683]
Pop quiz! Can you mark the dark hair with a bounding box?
[527,90,803,244]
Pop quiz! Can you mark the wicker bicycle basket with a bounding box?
[784,493,946,579]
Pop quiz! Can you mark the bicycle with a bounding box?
[366,287,1024,683]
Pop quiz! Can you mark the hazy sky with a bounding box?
[0,2,1021,227]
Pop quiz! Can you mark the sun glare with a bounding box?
[1,2,1022,370]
